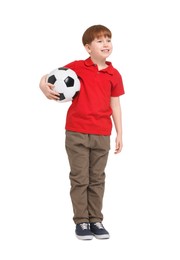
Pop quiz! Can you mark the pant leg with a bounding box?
[88,135,110,223]
[65,131,90,224]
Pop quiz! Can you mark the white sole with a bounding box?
[93,234,110,239]
[76,235,93,240]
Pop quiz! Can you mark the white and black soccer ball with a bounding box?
[47,67,80,103]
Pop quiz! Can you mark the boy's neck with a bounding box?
[90,57,108,70]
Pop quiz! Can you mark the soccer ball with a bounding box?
[47,67,80,103]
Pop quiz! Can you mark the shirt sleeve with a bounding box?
[111,69,125,97]
[64,61,78,71]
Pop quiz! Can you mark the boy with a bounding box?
[39,24,125,240]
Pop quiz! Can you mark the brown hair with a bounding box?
[82,24,112,46]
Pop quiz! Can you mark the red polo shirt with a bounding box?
[64,57,125,135]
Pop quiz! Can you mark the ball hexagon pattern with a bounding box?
[47,67,80,103]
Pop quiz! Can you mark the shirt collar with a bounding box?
[84,57,114,75]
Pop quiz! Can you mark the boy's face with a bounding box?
[85,36,112,60]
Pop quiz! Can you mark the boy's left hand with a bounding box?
[114,136,123,154]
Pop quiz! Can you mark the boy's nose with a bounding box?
[103,41,108,46]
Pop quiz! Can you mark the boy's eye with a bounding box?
[96,38,111,43]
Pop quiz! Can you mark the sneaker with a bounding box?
[90,222,110,239]
[75,223,94,240]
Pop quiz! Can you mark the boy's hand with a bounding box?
[114,135,123,154]
[39,75,60,101]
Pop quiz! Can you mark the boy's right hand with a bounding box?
[39,74,60,101]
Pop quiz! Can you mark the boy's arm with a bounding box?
[39,74,60,101]
[110,96,123,154]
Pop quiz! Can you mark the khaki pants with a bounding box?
[65,131,110,224]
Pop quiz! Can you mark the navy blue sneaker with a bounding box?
[90,222,110,239]
[75,223,94,240]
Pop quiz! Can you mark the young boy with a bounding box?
[39,24,125,240]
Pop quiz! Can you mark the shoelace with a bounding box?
[80,223,89,230]
[94,222,104,229]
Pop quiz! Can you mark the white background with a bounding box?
[0,0,180,259]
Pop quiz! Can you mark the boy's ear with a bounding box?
[84,44,91,54]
